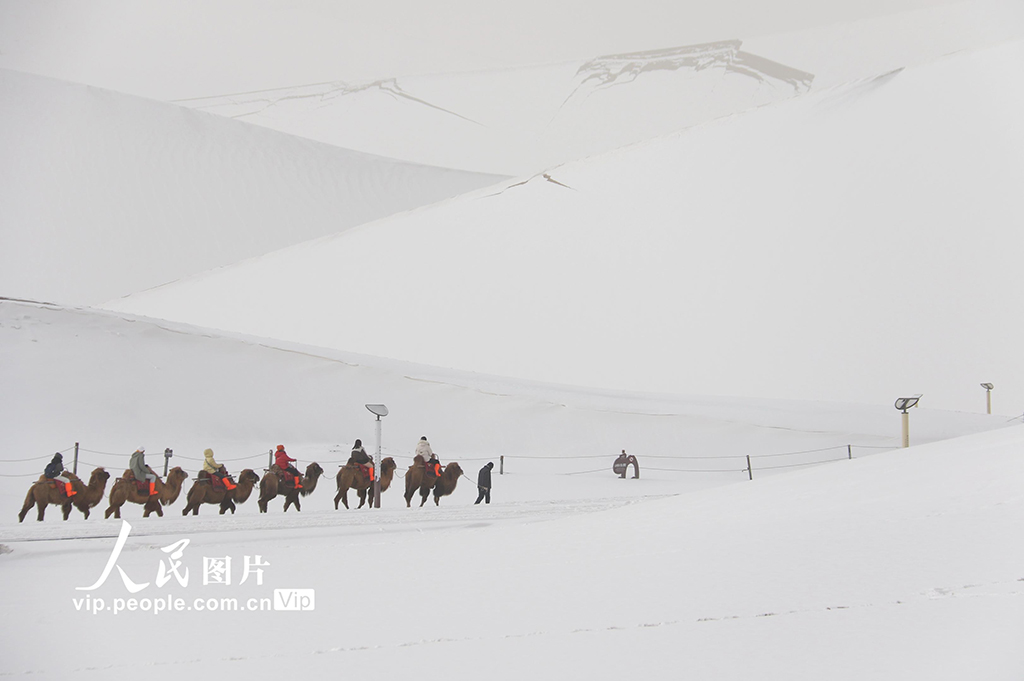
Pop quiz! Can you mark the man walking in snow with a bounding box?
[475,461,493,504]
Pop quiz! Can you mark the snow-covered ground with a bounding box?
[2,299,1021,679]
[2,1,1023,678]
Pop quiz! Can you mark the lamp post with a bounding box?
[365,404,388,508]
[894,395,922,448]
[981,383,994,415]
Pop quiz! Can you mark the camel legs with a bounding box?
[62,502,73,520]
[335,488,349,510]
[17,494,34,523]
[358,488,368,508]
[104,502,122,519]
[219,498,235,515]
[419,487,430,507]
[142,499,163,518]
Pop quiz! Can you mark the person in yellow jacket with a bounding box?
[202,448,236,490]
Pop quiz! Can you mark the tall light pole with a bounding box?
[365,404,388,508]
[981,383,994,415]
[894,395,922,448]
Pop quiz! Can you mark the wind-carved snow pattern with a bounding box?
[181,78,480,125]
[565,40,814,104]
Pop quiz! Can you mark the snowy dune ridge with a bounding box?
[105,40,1024,415]
[176,39,815,176]
[0,68,506,307]
[169,0,1024,176]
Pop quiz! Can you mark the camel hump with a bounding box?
[412,454,425,465]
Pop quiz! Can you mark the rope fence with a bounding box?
[0,441,898,483]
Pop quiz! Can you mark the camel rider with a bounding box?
[349,439,374,482]
[202,448,236,490]
[130,447,157,496]
[274,445,303,489]
[415,437,441,477]
[44,452,76,497]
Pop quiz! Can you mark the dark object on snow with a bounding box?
[613,450,640,479]
[475,462,494,504]
[44,453,64,479]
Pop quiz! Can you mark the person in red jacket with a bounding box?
[274,444,303,489]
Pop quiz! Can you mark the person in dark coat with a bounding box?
[44,452,76,497]
[348,439,374,481]
[474,461,494,505]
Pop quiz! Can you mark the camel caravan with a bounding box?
[18,437,467,521]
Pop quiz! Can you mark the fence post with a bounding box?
[746,455,753,481]
[73,442,79,475]
[500,455,504,475]
[848,444,852,460]
[269,449,273,469]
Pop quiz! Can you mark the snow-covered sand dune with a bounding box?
[3,3,1023,678]
[172,0,1024,176]
[176,40,814,176]
[0,69,505,307]
[7,299,1006,510]
[104,40,1024,414]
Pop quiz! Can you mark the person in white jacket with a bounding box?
[414,436,433,461]
[415,437,441,477]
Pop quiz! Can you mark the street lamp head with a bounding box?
[365,404,389,418]
[981,383,994,390]
[894,395,922,412]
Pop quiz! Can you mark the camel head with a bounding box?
[446,462,463,478]
[90,468,111,486]
[305,462,324,479]
[167,467,189,485]
[381,457,397,475]
[239,469,260,485]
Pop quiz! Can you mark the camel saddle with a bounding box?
[358,463,374,481]
[269,464,297,489]
[122,470,154,493]
[41,478,72,497]
[198,470,231,489]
